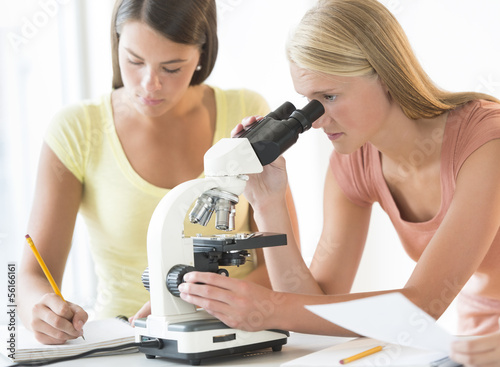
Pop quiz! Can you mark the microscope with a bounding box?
[134,99,324,365]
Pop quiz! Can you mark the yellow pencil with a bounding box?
[25,234,84,339]
[25,234,65,301]
[339,345,384,364]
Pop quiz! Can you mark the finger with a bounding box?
[35,295,83,338]
[31,304,82,344]
[183,271,238,289]
[242,115,263,127]
[42,293,74,320]
[32,320,69,345]
[129,301,151,327]
[453,334,500,354]
[230,123,244,137]
[451,348,500,367]
[179,284,235,317]
[230,116,263,137]
[68,302,88,332]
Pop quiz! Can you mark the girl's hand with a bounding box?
[179,271,283,331]
[450,321,500,367]
[230,115,263,138]
[232,116,289,210]
[129,301,151,327]
[31,293,88,345]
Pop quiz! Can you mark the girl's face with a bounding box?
[118,21,201,118]
[290,63,394,154]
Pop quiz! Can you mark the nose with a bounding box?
[312,114,327,129]
[141,68,161,92]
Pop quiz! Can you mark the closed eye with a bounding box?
[163,67,181,74]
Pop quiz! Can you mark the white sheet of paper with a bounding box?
[281,337,447,366]
[305,293,456,354]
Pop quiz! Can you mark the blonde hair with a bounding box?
[287,0,499,119]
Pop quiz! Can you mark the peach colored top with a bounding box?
[330,100,500,335]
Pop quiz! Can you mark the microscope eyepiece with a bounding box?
[290,99,325,132]
[237,99,325,166]
[265,101,296,120]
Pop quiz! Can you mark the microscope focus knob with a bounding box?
[166,264,196,297]
[142,267,150,291]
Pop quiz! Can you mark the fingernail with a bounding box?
[183,273,191,281]
[178,283,186,292]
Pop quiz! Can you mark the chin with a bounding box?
[331,142,362,155]
[134,101,169,118]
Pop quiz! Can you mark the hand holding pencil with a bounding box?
[25,234,88,345]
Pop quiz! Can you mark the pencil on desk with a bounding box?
[339,345,384,364]
[25,234,84,340]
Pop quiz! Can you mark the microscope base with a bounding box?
[135,317,288,365]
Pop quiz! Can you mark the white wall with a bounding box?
[1,0,499,332]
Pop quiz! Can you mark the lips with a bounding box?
[139,95,164,106]
[325,132,344,141]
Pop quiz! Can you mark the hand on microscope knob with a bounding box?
[178,271,279,332]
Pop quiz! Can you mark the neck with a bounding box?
[373,106,448,171]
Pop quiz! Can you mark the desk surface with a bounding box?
[1,333,349,367]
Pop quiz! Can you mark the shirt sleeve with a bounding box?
[44,102,91,183]
[453,100,500,180]
[329,147,376,208]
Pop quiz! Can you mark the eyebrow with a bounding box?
[312,89,339,96]
[125,47,188,65]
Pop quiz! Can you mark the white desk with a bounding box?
[1,333,349,367]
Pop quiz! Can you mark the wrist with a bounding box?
[252,200,289,230]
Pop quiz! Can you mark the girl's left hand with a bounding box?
[129,301,151,327]
[179,271,284,332]
[450,326,500,367]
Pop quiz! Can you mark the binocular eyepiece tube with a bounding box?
[190,99,324,231]
[236,99,324,166]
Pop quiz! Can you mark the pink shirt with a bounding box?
[330,100,500,335]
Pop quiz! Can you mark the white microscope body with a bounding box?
[134,100,324,365]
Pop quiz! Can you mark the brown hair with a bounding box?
[110,0,218,89]
[287,0,499,119]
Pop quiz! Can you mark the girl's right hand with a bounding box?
[31,293,88,345]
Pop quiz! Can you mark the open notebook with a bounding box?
[2,318,136,363]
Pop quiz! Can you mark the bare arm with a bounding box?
[244,185,300,288]
[180,139,500,335]
[254,160,371,295]
[19,143,88,344]
[403,139,500,318]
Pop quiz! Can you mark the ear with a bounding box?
[377,76,392,101]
